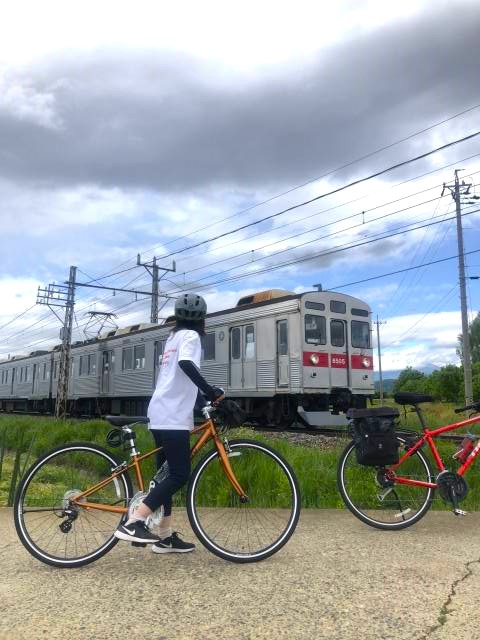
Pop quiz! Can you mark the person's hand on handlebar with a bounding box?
[209,386,225,405]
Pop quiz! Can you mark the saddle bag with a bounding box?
[347,407,400,467]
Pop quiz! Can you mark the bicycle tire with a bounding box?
[337,436,434,530]
[14,442,133,568]
[187,439,301,563]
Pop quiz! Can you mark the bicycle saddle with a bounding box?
[104,415,149,426]
[394,393,433,406]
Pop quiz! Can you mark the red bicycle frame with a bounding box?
[389,413,480,489]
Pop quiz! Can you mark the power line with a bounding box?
[113,102,480,262]
[330,246,480,291]
[163,206,480,294]
[154,131,480,261]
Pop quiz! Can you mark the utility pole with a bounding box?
[37,266,77,418]
[136,255,176,323]
[442,170,473,404]
[374,315,386,404]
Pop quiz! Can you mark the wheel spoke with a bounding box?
[338,438,433,529]
[188,440,300,561]
[15,444,131,567]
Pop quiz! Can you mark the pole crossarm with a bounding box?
[136,255,176,323]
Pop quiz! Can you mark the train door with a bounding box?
[276,319,289,387]
[330,319,350,387]
[101,350,114,393]
[32,364,38,395]
[229,324,257,390]
[11,368,15,394]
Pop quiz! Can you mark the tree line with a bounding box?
[391,312,480,402]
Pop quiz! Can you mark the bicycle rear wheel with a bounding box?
[337,437,434,530]
[187,439,300,562]
[14,442,133,568]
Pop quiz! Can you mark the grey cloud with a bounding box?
[1,1,479,194]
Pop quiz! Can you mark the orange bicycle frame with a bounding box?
[72,418,247,513]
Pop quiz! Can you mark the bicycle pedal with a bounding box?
[453,509,468,517]
[131,542,147,548]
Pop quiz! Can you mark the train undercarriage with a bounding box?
[0,391,371,428]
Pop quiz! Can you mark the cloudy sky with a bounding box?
[1,0,479,372]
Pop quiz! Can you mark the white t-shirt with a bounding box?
[147,329,202,431]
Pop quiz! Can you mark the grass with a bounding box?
[1,403,480,510]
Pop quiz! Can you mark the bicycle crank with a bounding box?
[436,470,468,507]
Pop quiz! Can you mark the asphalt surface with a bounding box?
[2,507,480,640]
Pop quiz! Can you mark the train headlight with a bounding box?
[362,357,370,368]
[310,354,320,365]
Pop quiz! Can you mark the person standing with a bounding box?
[115,293,224,552]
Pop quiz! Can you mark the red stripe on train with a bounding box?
[351,355,373,370]
[302,352,329,367]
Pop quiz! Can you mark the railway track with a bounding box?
[0,409,469,441]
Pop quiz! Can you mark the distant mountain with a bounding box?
[373,364,441,382]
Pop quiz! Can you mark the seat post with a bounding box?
[414,404,427,430]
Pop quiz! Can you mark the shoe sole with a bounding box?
[151,546,195,554]
[114,530,159,544]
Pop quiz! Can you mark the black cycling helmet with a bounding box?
[174,293,207,320]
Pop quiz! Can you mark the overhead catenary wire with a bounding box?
[108,102,480,264]
[76,132,480,288]
[161,206,480,295]
[153,131,480,261]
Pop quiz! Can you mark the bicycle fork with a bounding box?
[215,436,248,503]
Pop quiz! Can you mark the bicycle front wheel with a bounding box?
[14,442,133,568]
[187,439,300,563]
[337,437,434,530]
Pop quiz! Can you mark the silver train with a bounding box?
[0,289,374,427]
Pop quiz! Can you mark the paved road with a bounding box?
[1,507,480,640]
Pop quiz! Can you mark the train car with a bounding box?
[0,289,374,426]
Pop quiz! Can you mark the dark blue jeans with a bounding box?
[143,430,191,516]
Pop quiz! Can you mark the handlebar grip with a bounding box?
[455,402,480,414]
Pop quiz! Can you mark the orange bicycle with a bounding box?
[14,403,300,567]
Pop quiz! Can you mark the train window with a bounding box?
[203,333,216,361]
[351,321,371,348]
[305,315,326,345]
[89,354,97,376]
[53,361,58,379]
[305,301,326,311]
[245,325,255,360]
[43,363,47,380]
[26,366,30,382]
[231,327,241,360]
[330,320,345,347]
[278,320,288,356]
[134,345,146,370]
[79,356,86,376]
[330,300,346,314]
[122,347,133,370]
[1,371,3,384]
[351,308,369,317]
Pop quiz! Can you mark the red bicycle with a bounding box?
[337,393,480,530]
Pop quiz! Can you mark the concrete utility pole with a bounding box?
[37,266,77,419]
[136,255,176,323]
[442,170,473,404]
[374,315,386,404]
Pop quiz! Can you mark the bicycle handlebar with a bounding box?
[454,401,480,414]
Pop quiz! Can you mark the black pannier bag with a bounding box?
[215,398,247,428]
[347,407,400,466]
